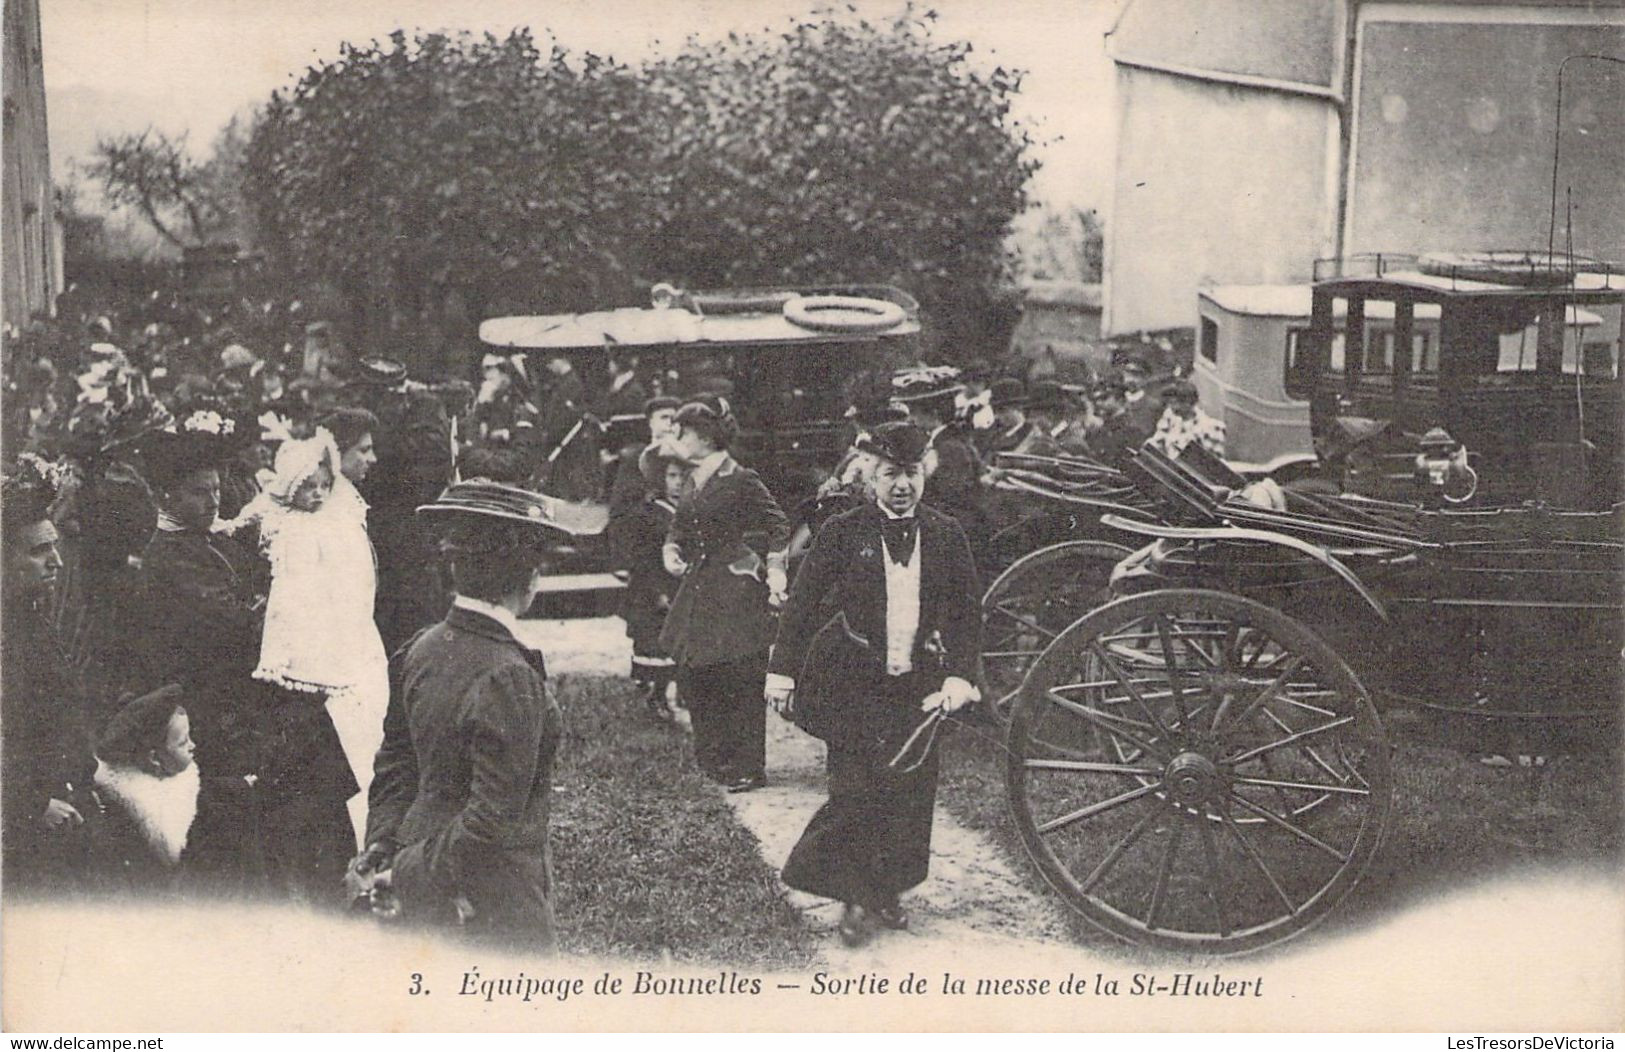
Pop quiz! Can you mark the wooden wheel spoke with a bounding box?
[1044,690,1169,760]
[1024,759,1161,776]
[1232,775,1370,797]
[1256,708,1351,792]
[1197,812,1230,937]
[1226,654,1307,731]
[983,648,1049,660]
[1220,621,1242,670]
[1088,640,1175,741]
[1229,793,1351,864]
[1079,797,1166,893]
[1154,615,1193,723]
[1036,781,1164,835]
[1224,715,1356,767]
[992,603,1059,639]
[1145,809,1184,931]
[1219,809,1298,916]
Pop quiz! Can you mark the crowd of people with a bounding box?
[1,290,1226,952]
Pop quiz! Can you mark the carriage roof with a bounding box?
[479,284,920,351]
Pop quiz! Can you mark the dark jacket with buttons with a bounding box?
[658,455,790,669]
[767,501,982,750]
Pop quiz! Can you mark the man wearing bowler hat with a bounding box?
[765,421,982,947]
[352,480,567,950]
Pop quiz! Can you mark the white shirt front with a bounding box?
[879,507,922,677]
[688,450,730,493]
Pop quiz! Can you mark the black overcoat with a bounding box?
[767,502,982,753]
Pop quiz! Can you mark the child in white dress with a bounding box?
[218,429,389,848]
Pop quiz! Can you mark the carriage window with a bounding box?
[1411,333,1437,374]
[1488,316,1612,376]
[1284,327,1345,399]
[1199,317,1218,363]
[1362,330,1393,374]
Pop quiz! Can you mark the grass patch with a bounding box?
[936,715,1623,950]
[548,674,817,968]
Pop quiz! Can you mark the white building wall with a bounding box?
[1104,66,1339,335]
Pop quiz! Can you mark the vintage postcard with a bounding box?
[2,0,1621,1034]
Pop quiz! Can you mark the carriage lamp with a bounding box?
[1414,427,1479,503]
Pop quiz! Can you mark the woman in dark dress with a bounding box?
[657,395,790,792]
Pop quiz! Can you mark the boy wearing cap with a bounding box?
[765,422,982,946]
[608,452,687,717]
[355,482,565,949]
[88,685,199,893]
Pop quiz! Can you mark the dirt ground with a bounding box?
[516,616,1074,965]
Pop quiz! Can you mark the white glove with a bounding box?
[662,541,688,576]
[922,676,980,713]
[766,566,788,607]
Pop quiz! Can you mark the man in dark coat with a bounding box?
[353,481,567,950]
[765,422,982,946]
[1,457,97,892]
[598,351,650,421]
[892,368,991,568]
[134,424,357,900]
[346,365,456,654]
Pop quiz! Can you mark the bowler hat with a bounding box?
[858,421,930,469]
[989,377,1027,410]
[889,365,964,407]
[1026,380,1068,414]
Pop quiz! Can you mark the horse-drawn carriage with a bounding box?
[979,255,1624,953]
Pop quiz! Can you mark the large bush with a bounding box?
[643,7,1037,359]
[244,30,654,373]
[243,11,1037,372]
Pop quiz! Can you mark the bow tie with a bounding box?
[879,517,918,564]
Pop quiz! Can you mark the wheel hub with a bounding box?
[1165,751,1221,805]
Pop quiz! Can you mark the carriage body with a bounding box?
[478,285,921,601]
[991,258,1624,953]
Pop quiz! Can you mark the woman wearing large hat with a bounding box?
[354,481,568,949]
[656,394,791,792]
[133,413,358,899]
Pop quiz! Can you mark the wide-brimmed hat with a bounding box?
[340,355,409,388]
[889,365,963,408]
[857,421,930,469]
[136,408,243,487]
[1026,380,1068,414]
[417,479,574,536]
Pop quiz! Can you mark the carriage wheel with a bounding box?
[980,540,1134,725]
[1006,589,1391,954]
